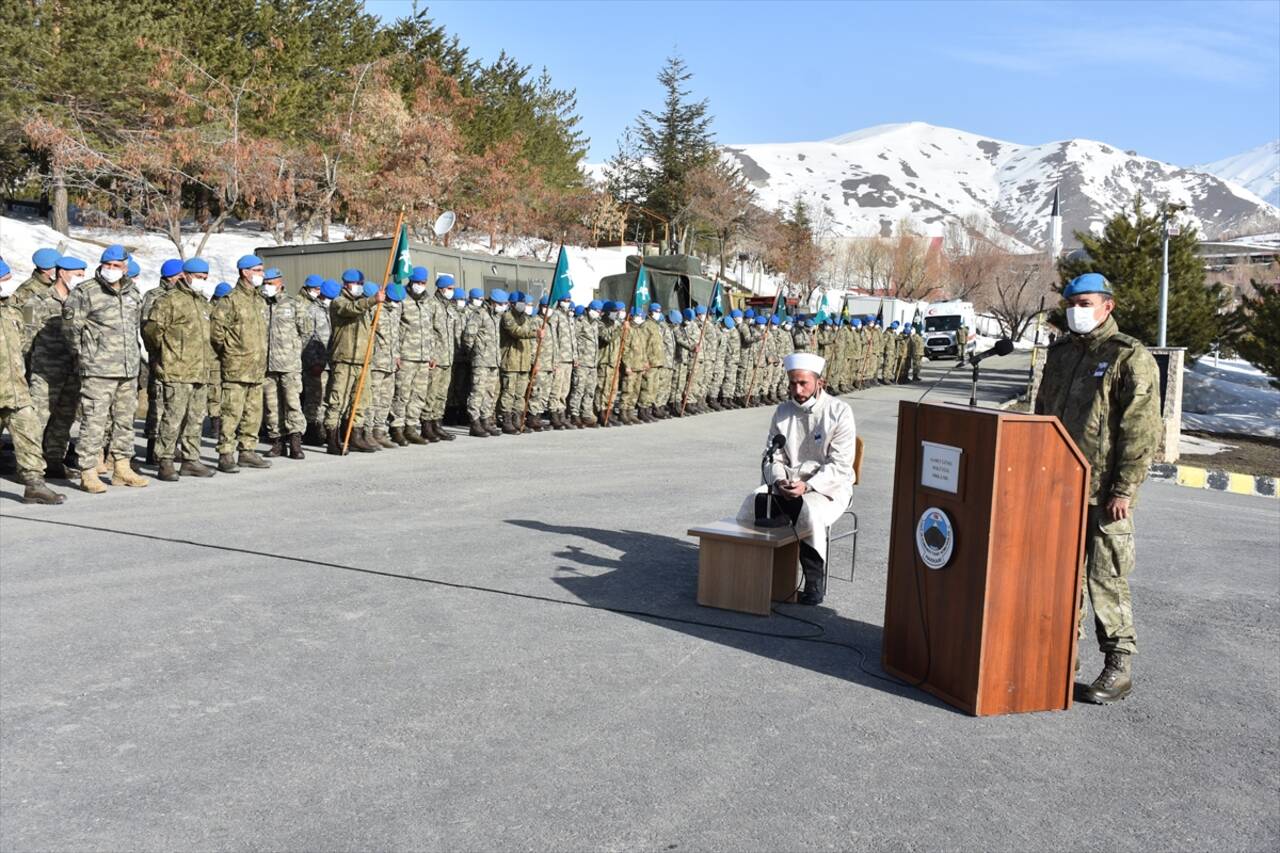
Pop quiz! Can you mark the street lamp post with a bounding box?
[1158,202,1186,348]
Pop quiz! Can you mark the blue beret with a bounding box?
[723,316,736,329]
[160,259,184,278]
[539,294,549,306]
[387,283,406,302]
[770,315,781,325]
[744,308,755,318]
[489,288,509,302]
[632,306,645,317]
[0,258,9,277]
[612,301,625,312]
[126,258,140,278]
[33,248,61,269]
[264,267,282,281]
[682,308,695,321]
[409,266,430,283]
[852,318,862,327]
[1063,272,1113,298]
[56,256,86,271]
[320,279,341,299]
[469,288,484,300]
[695,305,707,316]
[341,268,363,283]
[100,244,128,262]
[237,254,263,270]
[360,282,379,298]
[668,309,682,324]
[436,273,455,288]
[507,291,521,304]
[574,305,585,316]
[454,290,466,300]
[213,282,232,298]
[754,315,766,325]
[183,257,209,274]
[730,308,743,319]
[588,299,604,311]
[650,302,662,312]
[303,274,323,289]
[805,319,816,328]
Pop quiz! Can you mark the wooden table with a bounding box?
[687,517,809,616]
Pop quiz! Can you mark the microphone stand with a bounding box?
[968,354,982,407]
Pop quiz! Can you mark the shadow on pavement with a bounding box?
[507,518,949,709]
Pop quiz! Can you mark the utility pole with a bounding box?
[1158,202,1186,348]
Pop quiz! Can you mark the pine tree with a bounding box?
[1230,283,1280,389]
[1058,196,1226,357]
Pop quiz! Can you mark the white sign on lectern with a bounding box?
[920,441,962,494]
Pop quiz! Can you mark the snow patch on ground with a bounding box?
[1182,357,1280,438]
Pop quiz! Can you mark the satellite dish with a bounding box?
[432,210,456,238]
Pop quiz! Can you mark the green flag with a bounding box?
[390,222,412,286]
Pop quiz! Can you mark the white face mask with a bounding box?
[470,298,484,308]
[262,283,280,298]
[99,266,124,284]
[194,280,216,301]
[246,273,263,288]
[632,315,645,325]
[588,310,600,321]
[0,277,18,298]
[66,274,85,289]
[347,284,364,297]
[412,284,429,296]
[305,288,321,301]
[440,288,454,300]
[494,303,509,313]
[1066,305,1102,335]
[522,303,534,315]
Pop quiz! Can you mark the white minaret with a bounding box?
[1047,186,1063,259]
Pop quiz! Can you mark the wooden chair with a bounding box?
[825,434,864,584]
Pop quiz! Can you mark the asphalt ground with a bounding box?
[1,353,1277,852]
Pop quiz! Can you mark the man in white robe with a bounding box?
[737,351,856,605]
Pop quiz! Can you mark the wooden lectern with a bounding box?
[882,402,1090,716]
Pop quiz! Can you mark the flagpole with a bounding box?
[602,226,645,426]
[678,275,718,416]
[343,208,405,453]
[519,240,564,433]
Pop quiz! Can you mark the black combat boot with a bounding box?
[327,428,346,456]
[421,421,442,443]
[501,413,519,435]
[238,449,272,469]
[372,429,397,449]
[483,417,502,437]
[353,428,380,452]
[526,413,545,432]
[469,418,490,437]
[22,479,66,505]
[1076,652,1133,704]
[403,424,429,445]
[180,459,215,477]
[43,457,67,480]
[653,404,668,419]
[157,459,179,482]
[218,453,240,473]
[431,420,455,441]
[266,437,284,457]
[288,433,305,459]
[390,426,409,447]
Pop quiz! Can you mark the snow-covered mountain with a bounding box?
[1196,140,1280,208]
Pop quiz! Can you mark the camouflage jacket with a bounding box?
[701,322,723,366]
[499,310,541,372]
[10,273,53,312]
[548,308,574,364]
[398,290,433,363]
[299,290,331,370]
[327,290,378,365]
[621,320,659,371]
[61,272,143,379]
[141,282,212,383]
[597,320,622,369]
[430,292,462,367]
[674,322,699,364]
[792,326,814,353]
[659,322,677,367]
[910,333,925,359]
[1034,316,1161,505]
[22,287,72,376]
[265,293,306,374]
[574,315,599,365]
[0,299,31,409]
[141,280,176,327]
[721,326,740,371]
[462,305,502,369]
[210,280,269,382]
[454,304,478,362]
[530,314,556,374]
[370,301,400,372]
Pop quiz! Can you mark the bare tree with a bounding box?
[987,254,1054,341]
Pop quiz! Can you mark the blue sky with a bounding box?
[369,0,1280,165]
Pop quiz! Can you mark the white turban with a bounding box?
[783,352,826,375]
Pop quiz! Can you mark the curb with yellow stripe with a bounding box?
[1149,463,1278,499]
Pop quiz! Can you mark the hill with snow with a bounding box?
[1196,140,1280,208]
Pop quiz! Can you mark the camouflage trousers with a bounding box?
[527,366,553,414]
[263,371,305,438]
[548,362,572,414]
[467,366,499,421]
[717,359,736,399]
[29,365,78,462]
[499,370,530,415]
[157,381,207,462]
[673,362,690,406]
[1080,505,1138,654]
[363,369,394,431]
[392,359,431,425]
[76,376,138,469]
[206,368,221,417]
[620,368,646,411]
[302,364,327,426]
[735,361,754,397]
[324,363,364,431]
[424,363,453,420]
[218,380,264,455]
[1,404,46,483]
[567,364,596,418]
[649,367,673,407]
[145,359,163,439]
[595,364,620,414]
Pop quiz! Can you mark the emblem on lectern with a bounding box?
[915,507,954,570]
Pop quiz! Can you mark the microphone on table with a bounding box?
[968,338,1015,407]
[755,434,792,528]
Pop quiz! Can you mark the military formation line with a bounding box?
[0,246,931,505]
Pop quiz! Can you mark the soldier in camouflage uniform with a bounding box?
[364,282,403,449]
[23,255,85,479]
[461,289,507,437]
[956,322,970,367]
[446,288,480,426]
[324,270,384,454]
[0,258,64,503]
[717,313,740,408]
[141,259,184,463]
[422,273,461,442]
[672,308,698,415]
[299,275,333,445]
[774,316,795,401]
[391,266,433,446]
[567,301,601,427]
[61,245,149,492]
[10,248,60,325]
[525,296,557,431]
[546,294,576,430]
[210,255,271,473]
[618,308,654,425]
[260,268,307,460]
[1034,273,1161,704]
[205,284,229,435]
[638,303,669,420]
[595,302,625,424]
[498,294,541,433]
[141,257,217,482]
[701,310,727,411]
[658,308,681,416]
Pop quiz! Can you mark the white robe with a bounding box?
[736,390,856,562]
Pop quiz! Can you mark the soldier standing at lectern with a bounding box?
[1035,273,1160,705]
